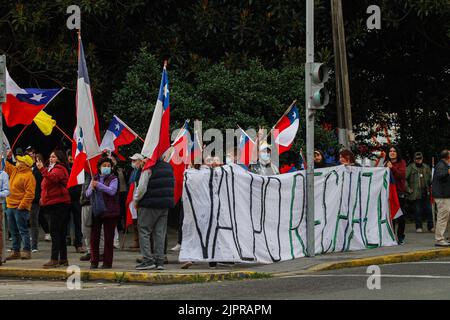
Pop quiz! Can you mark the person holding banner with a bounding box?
[385,145,407,245]
[36,150,71,268]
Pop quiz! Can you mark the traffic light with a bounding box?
[306,62,329,110]
[0,55,6,103]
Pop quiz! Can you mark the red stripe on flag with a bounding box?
[2,94,46,126]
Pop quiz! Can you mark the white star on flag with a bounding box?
[115,123,120,131]
[164,84,169,97]
[30,93,46,102]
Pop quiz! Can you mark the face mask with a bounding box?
[225,157,234,165]
[260,152,271,162]
[101,167,111,175]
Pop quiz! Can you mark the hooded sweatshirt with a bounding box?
[5,161,36,211]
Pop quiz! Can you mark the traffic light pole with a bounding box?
[305,0,315,257]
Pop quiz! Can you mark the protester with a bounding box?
[432,150,450,247]
[5,151,36,260]
[134,154,174,271]
[79,172,104,262]
[110,154,125,248]
[128,153,145,250]
[0,160,10,266]
[36,150,71,268]
[385,145,407,244]
[25,148,45,252]
[339,149,360,166]
[406,152,434,233]
[314,150,329,169]
[250,142,279,175]
[65,151,84,253]
[86,157,120,269]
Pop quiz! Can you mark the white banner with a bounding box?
[180,165,397,264]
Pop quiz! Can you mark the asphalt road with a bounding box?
[1,257,449,300]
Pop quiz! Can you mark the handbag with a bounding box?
[90,188,106,218]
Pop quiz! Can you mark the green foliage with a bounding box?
[108,48,336,155]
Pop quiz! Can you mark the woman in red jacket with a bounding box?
[36,150,71,268]
[385,145,407,245]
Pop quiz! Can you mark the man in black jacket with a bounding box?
[134,156,174,271]
[432,149,450,247]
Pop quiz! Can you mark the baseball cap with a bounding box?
[414,152,423,159]
[129,153,144,161]
[16,155,33,167]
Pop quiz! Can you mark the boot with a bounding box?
[20,250,31,260]
[6,251,21,260]
[58,260,69,267]
[42,260,59,269]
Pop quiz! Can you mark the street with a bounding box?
[1,257,449,300]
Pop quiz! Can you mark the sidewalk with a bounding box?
[1,224,449,284]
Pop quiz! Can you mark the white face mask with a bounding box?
[260,152,271,164]
[225,156,234,165]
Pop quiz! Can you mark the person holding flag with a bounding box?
[385,145,407,245]
[134,62,174,271]
[67,33,102,189]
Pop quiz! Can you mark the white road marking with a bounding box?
[280,274,450,280]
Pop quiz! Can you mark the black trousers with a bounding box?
[67,201,83,248]
[393,197,406,240]
[38,205,50,234]
[46,204,70,261]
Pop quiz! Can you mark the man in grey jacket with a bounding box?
[432,150,450,247]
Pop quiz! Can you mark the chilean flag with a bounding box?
[168,121,190,204]
[68,36,102,188]
[100,115,138,159]
[2,68,63,127]
[142,64,170,170]
[273,105,300,155]
[389,172,403,220]
[238,128,255,166]
[125,182,137,228]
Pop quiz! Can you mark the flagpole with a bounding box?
[55,124,74,143]
[261,100,297,142]
[11,125,30,151]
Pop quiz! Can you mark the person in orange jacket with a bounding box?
[5,152,36,261]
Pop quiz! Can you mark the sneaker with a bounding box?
[31,249,39,253]
[416,228,423,233]
[170,243,181,252]
[135,261,156,270]
[435,240,450,247]
[6,251,20,260]
[156,265,165,271]
[44,234,51,241]
[114,242,120,249]
[398,238,405,245]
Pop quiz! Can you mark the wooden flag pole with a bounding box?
[55,124,74,143]
[11,125,30,151]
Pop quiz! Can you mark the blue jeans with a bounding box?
[6,208,31,252]
[413,199,433,230]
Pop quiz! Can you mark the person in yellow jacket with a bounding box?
[5,152,36,260]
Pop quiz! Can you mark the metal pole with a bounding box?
[305,0,315,257]
[0,54,5,263]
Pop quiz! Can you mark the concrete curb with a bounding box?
[0,267,269,284]
[274,248,450,277]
